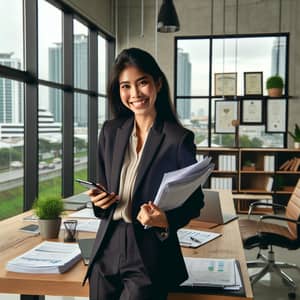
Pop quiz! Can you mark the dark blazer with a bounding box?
[84,116,204,289]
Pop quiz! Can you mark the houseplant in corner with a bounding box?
[34,195,64,239]
[288,123,300,149]
[266,75,284,97]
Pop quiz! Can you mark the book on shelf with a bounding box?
[218,155,236,172]
[279,157,300,171]
[181,257,242,290]
[265,176,274,192]
[6,241,81,274]
[264,155,275,172]
[211,177,233,190]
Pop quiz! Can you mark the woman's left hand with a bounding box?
[137,201,169,229]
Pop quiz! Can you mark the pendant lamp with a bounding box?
[157,0,180,33]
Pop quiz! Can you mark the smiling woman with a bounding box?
[85,48,204,300]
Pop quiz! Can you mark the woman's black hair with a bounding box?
[108,47,180,125]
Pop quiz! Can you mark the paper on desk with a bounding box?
[182,257,239,288]
[177,228,221,248]
[6,241,81,274]
[61,219,100,232]
[153,159,214,211]
[68,208,96,219]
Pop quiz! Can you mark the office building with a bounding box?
[0,53,22,123]
[177,49,191,119]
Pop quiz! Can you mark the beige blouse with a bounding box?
[113,123,151,222]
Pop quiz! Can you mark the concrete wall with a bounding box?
[116,0,300,147]
[62,0,114,35]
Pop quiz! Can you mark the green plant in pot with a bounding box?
[33,195,64,239]
[243,160,255,171]
[266,75,284,97]
[288,123,300,149]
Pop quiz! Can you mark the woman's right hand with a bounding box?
[87,189,119,210]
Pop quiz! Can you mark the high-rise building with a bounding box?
[48,34,88,126]
[177,49,192,119]
[0,53,22,124]
[271,37,286,79]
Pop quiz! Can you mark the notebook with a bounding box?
[78,238,95,265]
[198,190,238,225]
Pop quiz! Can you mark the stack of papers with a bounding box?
[6,241,81,274]
[182,257,242,290]
[177,228,221,248]
[153,157,214,211]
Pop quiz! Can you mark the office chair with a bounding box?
[239,179,300,297]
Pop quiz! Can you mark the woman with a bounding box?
[85,47,204,300]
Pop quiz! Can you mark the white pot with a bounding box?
[294,142,300,149]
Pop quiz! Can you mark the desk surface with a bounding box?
[0,190,253,300]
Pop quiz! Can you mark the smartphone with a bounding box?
[76,179,109,193]
[19,224,40,234]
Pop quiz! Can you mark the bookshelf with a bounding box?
[197,148,300,213]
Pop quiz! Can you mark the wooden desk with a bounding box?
[0,191,253,300]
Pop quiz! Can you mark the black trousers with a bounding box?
[89,220,168,300]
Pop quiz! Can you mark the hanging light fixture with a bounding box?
[157,0,180,33]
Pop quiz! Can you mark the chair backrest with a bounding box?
[286,179,300,239]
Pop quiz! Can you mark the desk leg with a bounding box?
[20,295,45,300]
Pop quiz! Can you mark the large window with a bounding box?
[0,0,23,70]
[176,34,288,148]
[0,0,114,220]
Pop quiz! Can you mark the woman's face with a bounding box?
[119,66,160,119]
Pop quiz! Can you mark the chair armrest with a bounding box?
[259,215,300,224]
[248,201,286,218]
[257,215,300,232]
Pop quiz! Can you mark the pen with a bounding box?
[190,236,201,243]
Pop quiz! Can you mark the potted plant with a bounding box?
[33,195,64,239]
[242,160,256,171]
[288,123,300,149]
[266,75,284,97]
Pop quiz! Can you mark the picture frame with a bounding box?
[244,72,263,96]
[214,73,237,96]
[240,98,264,125]
[215,100,238,133]
[266,98,287,133]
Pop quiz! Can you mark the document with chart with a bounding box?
[181,257,242,289]
[153,157,214,211]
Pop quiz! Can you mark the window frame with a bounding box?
[174,33,289,149]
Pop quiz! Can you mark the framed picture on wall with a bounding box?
[240,98,264,125]
[214,73,237,96]
[266,98,287,133]
[244,72,263,96]
[215,100,238,133]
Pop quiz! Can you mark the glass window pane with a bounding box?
[38,0,62,82]
[212,36,287,96]
[98,96,107,132]
[74,93,88,194]
[38,85,62,199]
[74,20,88,89]
[0,78,24,220]
[0,0,23,69]
[178,98,209,147]
[239,126,284,148]
[98,36,107,94]
[177,40,210,96]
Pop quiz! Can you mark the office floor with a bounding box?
[1,215,300,300]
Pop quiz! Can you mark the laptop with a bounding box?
[198,190,238,225]
[78,238,95,265]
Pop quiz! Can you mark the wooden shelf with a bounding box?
[197,147,300,211]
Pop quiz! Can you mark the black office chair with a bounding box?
[239,179,300,297]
